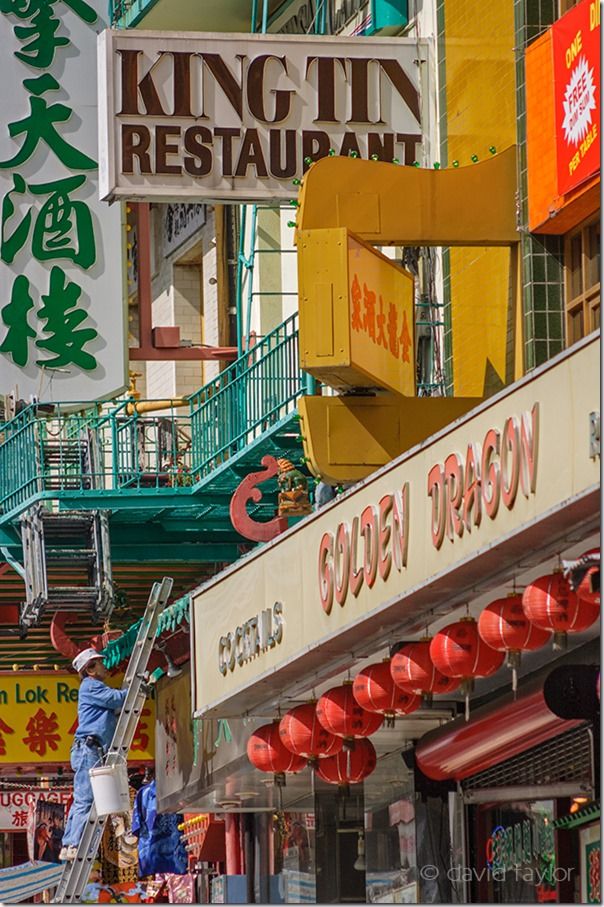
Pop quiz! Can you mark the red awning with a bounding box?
[415,682,584,781]
[197,818,226,863]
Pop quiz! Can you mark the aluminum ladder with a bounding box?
[51,576,174,903]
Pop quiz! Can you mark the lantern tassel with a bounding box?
[506,650,521,698]
[461,678,474,722]
[553,631,568,652]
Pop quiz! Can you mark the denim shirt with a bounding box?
[75,678,128,749]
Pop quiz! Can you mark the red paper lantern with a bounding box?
[316,738,377,785]
[478,594,551,690]
[522,571,599,649]
[430,618,505,679]
[316,683,384,739]
[247,723,306,774]
[279,703,343,760]
[575,549,600,607]
[478,595,551,653]
[352,661,421,719]
[390,640,460,700]
[430,618,505,719]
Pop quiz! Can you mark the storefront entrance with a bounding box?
[316,789,366,903]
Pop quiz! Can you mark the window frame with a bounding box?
[564,215,600,345]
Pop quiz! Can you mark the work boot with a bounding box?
[59,845,78,861]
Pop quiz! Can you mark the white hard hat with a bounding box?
[72,647,105,674]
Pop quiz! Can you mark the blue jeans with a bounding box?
[62,741,103,848]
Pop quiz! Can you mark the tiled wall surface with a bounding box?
[514,0,565,370]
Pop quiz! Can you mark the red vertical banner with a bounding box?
[552,0,600,195]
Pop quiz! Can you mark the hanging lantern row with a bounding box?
[279,702,343,761]
[477,593,550,691]
[391,640,460,701]
[248,556,600,776]
[247,722,306,776]
[521,569,599,650]
[429,617,504,720]
[352,661,421,724]
[316,682,384,741]
[316,738,376,785]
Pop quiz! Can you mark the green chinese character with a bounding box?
[2,173,96,267]
[0,274,36,366]
[0,0,97,69]
[32,175,95,267]
[0,74,96,171]
[36,265,97,369]
[1,174,31,264]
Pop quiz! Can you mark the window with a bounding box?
[559,0,581,14]
[564,217,600,345]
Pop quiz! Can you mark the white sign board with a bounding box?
[0,790,71,832]
[0,1,126,403]
[98,30,426,202]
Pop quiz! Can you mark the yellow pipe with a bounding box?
[126,399,189,415]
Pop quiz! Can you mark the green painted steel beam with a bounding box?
[110,543,240,562]
[0,525,20,548]
[110,0,160,27]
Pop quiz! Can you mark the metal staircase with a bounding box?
[20,506,113,629]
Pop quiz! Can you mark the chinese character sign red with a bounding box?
[553,0,600,195]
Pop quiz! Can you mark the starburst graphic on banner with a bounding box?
[562,55,597,146]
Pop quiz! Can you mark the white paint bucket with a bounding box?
[89,763,130,816]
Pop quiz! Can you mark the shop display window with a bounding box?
[565,217,601,344]
[275,811,316,903]
[469,799,567,903]
[363,750,417,903]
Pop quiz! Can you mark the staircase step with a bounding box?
[45,548,96,557]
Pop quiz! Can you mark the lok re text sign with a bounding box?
[0,674,154,765]
[98,30,425,201]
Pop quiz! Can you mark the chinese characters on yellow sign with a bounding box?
[298,227,415,396]
[0,674,154,764]
[348,234,415,395]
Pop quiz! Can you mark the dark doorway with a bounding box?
[315,786,366,903]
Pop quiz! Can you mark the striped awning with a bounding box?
[0,860,63,903]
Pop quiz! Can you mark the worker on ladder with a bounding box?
[59,648,129,862]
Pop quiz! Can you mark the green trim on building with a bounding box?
[101,595,190,669]
[554,801,600,831]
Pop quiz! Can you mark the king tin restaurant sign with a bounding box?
[98,30,426,202]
